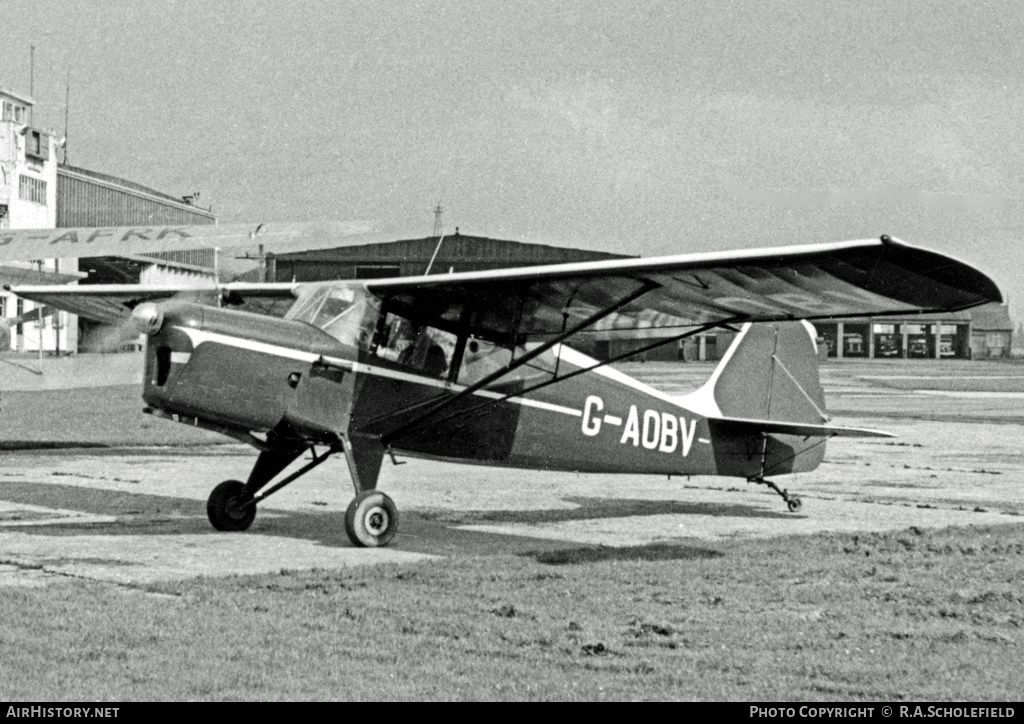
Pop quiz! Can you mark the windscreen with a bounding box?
[285,284,379,349]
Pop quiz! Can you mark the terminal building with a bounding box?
[0,85,215,352]
[1,86,71,352]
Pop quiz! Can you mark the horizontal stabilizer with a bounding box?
[711,416,895,439]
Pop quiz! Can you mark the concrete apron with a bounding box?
[0,442,1020,588]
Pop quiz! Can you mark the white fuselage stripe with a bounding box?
[174,327,583,418]
[553,343,698,409]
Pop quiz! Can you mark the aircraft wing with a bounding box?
[0,221,386,263]
[363,236,1001,342]
[0,264,85,287]
[7,282,299,325]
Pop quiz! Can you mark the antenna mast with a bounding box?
[29,45,35,125]
[432,202,443,237]
[63,70,70,164]
[425,202,445,275]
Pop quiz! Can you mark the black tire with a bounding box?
[345,490,399,547]
[207,480,256,531]
[787,497,803,513]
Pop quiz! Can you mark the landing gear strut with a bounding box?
[203,436,399,547]
[750,476,803,513]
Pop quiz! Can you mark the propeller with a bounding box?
[82,300,174,353]
[82,286,220,353]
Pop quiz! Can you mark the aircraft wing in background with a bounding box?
[0,221,382,264]
[6,282,300,325]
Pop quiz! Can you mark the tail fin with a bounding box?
[679,320,892,455]
[683,321,891,480]
[709,320,828,425]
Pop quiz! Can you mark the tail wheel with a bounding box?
[345,490,399,547]
[207,480,256,531]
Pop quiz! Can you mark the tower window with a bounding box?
[18,175,47,205]
[25,130,48,160]
[2,100,27,123]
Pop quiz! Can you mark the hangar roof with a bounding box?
[272,233,631,266]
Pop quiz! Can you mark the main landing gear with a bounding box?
[345,490,399,547]
[207,480,256,531]
[749,476,803,513]
[204,437,399,547]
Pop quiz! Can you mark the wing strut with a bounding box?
[378,317,747,441]
[378,280,659,446]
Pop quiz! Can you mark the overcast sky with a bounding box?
[4,1,1022,313]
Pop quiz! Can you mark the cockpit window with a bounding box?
[312,288,355,327]
[286,285,378,349]
[372,311,456,379]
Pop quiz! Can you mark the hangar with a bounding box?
[59,164,217,351]
[811,304,1014,361]
[269,231,626,280]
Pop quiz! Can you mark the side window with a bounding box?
[459,338,512,385]
[458,338,558,388]
[373,312,456,379]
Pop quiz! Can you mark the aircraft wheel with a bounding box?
[345,490,399,548]
[787,497,803,513]
[207,480,256,531]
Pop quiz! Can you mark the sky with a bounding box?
[3,0,1023,314]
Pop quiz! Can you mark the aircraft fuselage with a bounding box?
[141,295,820,487]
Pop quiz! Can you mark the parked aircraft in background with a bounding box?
[3,229,1002,547]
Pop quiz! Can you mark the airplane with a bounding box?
[2,228,1002,547]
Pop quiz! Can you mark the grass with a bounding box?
[0,523,1020,701]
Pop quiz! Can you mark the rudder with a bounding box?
[706,321,828,425]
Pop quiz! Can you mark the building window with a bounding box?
[18,175,47,205]
[2,100,26,124]
[25,130,48,160]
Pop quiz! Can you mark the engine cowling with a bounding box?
[141,301,355,438]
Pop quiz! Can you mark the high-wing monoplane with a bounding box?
[6,231,1002,547]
